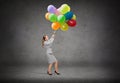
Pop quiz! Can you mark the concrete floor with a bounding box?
[0,66,119,83]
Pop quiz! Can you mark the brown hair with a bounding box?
[42,35,46,48]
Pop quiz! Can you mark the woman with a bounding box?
[42,31,60,75]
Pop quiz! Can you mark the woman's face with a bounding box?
[45,35,49,41]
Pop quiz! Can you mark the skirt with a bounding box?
[46,52,57,64]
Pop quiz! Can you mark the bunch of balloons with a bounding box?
[45,4,77,31]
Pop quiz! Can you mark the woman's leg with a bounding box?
[48,63,53,74]
[54,61,59,72]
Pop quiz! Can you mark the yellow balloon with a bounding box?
[72,14,76,20]
[45,12,50,20]
[60,23,69,31]
[59,4,70,14]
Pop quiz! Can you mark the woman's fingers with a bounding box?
[53,31,56,34]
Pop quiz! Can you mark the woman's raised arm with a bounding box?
[45,31,56,44]
[51,31,56,38]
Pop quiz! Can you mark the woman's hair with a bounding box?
[42,35,46,48]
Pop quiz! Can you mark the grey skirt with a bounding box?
[46,52,57,64]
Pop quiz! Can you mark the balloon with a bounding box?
[45,4,77,31]
[59,4,70,14]
[67,19,76,27]
[47,5,56,13]
[51,22,60,30]
[64,11,73,20]
[57,7,61,13]
[45,12,50,20]
[49,14,57,22]
[57,15,66,23]
[60,23,69,31]
[72,14,76,20]
[55,9,61,16]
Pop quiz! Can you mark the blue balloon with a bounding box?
[64,11,73,20]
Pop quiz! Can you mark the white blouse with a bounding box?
[44,34,55,53]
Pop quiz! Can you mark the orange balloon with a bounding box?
[45,12,50,20]
[51,22,60,30]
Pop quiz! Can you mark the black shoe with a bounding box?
[54,71,60,75]
[47,71,52,75]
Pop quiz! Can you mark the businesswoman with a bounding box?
[42,31,60,75]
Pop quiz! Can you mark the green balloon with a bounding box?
[60,23,69,31]
[57,15,65,23]
[49,14,57,22]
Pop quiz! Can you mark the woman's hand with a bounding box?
[53,31,56,34]
[51,31,56,38]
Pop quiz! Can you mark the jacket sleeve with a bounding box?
[45,34,55,44]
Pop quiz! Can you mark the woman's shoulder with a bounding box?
[44,40,49,44]
[44,41,47,43]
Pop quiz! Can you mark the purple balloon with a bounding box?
[47,5,56,13]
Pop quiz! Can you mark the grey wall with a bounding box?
[0,0,120,67]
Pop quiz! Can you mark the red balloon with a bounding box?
[67,19,76,27]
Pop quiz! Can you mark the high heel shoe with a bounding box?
[54,71,60,75]
[47,71,52,75]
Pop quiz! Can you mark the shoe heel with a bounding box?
[54,71,60,75]
[47,71,52,75]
